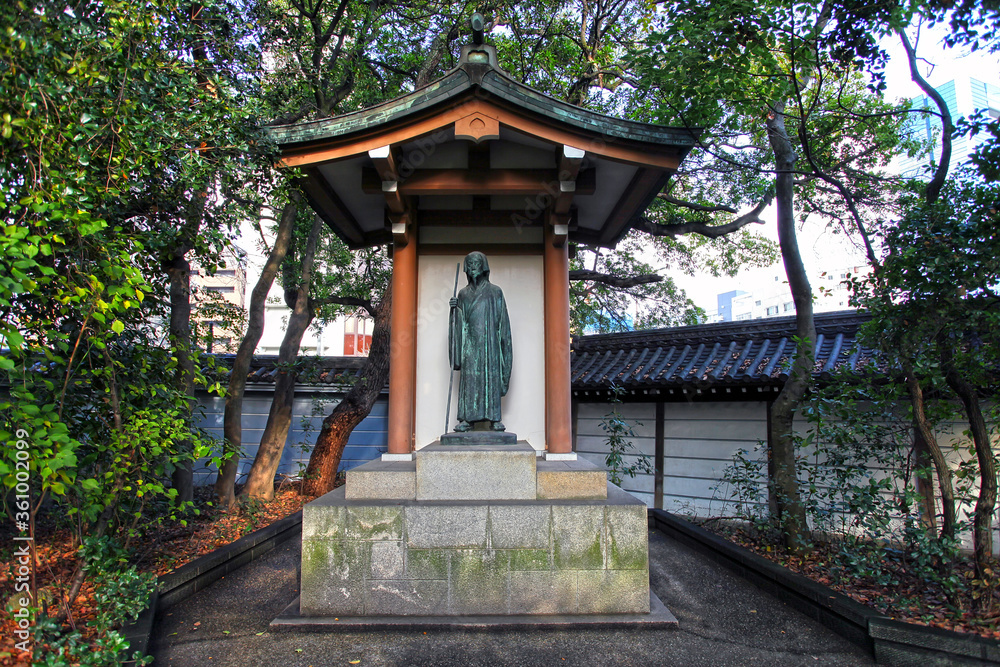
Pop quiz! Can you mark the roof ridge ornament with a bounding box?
[471,12,485,46]
[459,12,500,81]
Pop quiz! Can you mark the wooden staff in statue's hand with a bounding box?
[444,262,461,434]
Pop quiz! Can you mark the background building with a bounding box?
[897,76,1000,177]
[190,246,248,353]
[712,265,871,322]
[238,214,373,357]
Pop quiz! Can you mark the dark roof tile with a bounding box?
[571,310,877,390]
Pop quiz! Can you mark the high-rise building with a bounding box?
[897,76,1000,177]
[191,247,248,353]
[713,265,872,322]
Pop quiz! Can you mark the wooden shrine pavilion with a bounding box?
[267,31,697,462]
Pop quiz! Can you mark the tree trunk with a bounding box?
[166,253,196,504]
[302,284,392,497]
[215,194,299,509]
[765,99,813,553]
[942,350,997,578]
[241,213,323,501]
[905,369,957,540]
[911,419,938,532]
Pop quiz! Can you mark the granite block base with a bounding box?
[274,590,677,630]
[299,484,651,617]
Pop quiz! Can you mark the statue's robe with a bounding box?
[449,278,512,424]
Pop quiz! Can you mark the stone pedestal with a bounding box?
[298,445,658,620]
[439,431,517,446]
[416,443,535,500]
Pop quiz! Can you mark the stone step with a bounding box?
[346,445,609,501]
[346,460,416,500]
[536,458,608,500]
[415,443,536,500]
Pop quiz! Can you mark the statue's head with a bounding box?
[463,251,489,282]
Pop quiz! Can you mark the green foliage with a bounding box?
[714,444,770,527]
[717,376,972,598]
[600,384,653,486]
[33,537,155,666]
[852,173,1000,366]
[0,2,263,657]
[634,0,911,247]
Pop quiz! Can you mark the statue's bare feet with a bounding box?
[455,420,471,432]
[491,421,506,432]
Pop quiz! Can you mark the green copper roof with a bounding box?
[268,47,697,152]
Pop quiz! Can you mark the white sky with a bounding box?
[672,25,1000,315]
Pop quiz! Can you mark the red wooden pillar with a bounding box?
[386,233,418,456]
[543,224,573,455]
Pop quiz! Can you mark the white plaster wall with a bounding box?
[414,254,545,449]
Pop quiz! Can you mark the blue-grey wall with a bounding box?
[191,385,387,486]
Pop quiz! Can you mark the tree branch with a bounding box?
[312,295,376,318]
[899,29,952,204]
[266,106,314,126]
[568,270,662,289]
[656,193,738,214]
[640,196,772,239]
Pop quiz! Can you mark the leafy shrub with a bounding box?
[33,537,155,666]
[600,383,653,486]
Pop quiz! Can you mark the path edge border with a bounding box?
[120,509,303,659]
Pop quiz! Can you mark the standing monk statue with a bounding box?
[449,252,513,432]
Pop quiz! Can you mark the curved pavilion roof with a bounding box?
[268,43,698,249]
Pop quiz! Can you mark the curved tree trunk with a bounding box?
[911,424,937,531]
[242,213,322,501]
[765,98,813,553]
[215,195,299,509]
[302,284,392,497]
[166,252,196,504]
[942,349,997,578]
[905,369,957,540]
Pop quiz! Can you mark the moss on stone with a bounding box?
[451,549,509,614]
[553,530,604,570]
[348,506,403,541]
[507,549,551,571]
[302,505,348,539]
[407,548,449,579]
[605,506,649,570]
[552,505,605,570]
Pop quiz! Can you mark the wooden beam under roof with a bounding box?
[549,145,585,247]
[368,145,408,215]
[598,168,672,246]
[369,145,416,246]
[361,167,596,197]
[299,168,366,247]
[416,209,567,226]
[553,145,584,216]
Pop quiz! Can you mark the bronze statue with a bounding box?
[448,252,512,432]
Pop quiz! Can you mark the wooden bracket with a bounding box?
[548,213,569,248]
[390,211,412,247]
[371,144,415,247]
[553,145,585,222]
[369,145,409,214]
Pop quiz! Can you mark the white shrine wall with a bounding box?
[414,253,546,450]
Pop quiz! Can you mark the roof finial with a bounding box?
[471,12,485,45]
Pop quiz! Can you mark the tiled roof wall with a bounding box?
[571,310,878,390]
